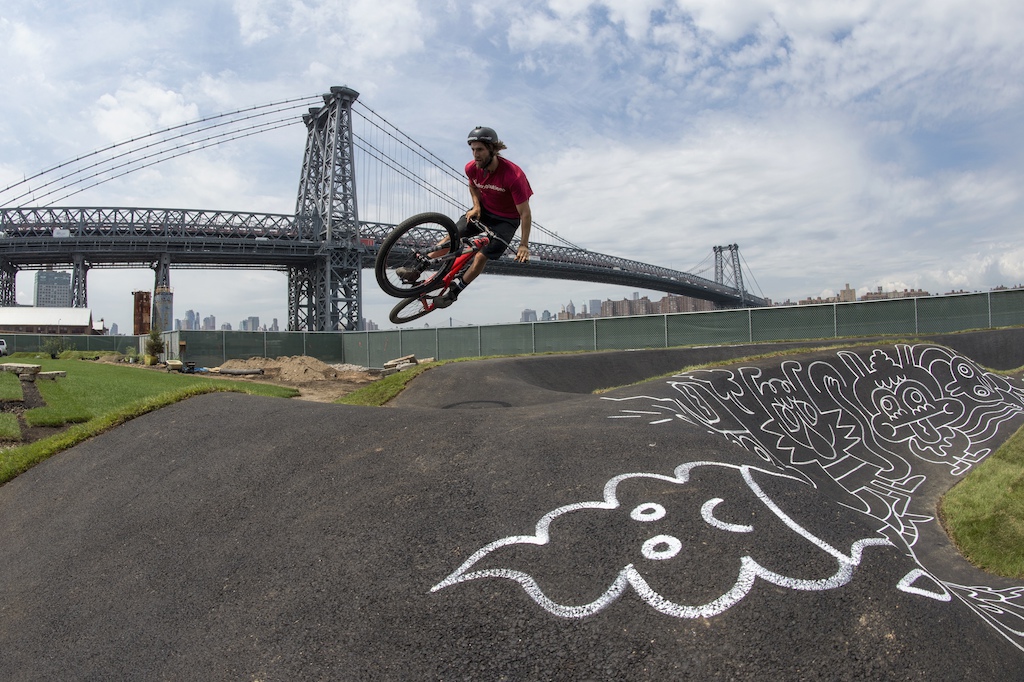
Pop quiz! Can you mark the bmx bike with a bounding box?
[374,212,507,324]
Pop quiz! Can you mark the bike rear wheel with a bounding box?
[389,295,436,324]
[375,212,459,298]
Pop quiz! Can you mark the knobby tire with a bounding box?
[389,296,436,324]
[375,212,459,298]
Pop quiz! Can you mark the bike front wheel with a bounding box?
[375,212,459,298]
[389,295,436,324]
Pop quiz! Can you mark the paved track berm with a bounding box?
[2,339,1023,680]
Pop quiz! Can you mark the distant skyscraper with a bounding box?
[109,323,119,336]
[34,270,72,307]
[521,309,537,323]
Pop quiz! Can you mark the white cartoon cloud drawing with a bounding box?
[431,461,892,619]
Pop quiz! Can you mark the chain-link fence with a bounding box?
[0,333,138,356]
[4,289,1022,368]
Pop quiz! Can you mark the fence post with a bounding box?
[833,304,838,338]
[914,298,919,334]
[592,319,598,351]
[988,291,993,329]
[747,309,753,343]
[664,315,669,348]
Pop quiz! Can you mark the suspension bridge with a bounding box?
[0,86,768,331]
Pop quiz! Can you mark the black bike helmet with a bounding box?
[467,126,499,146]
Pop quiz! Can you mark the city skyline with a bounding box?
[19,267,1024,334]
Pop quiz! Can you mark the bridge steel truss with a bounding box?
[0,207,766,323]
[0,87,768,327]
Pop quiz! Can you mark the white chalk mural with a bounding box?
[432,461,893,618]
[602,344,1024,650]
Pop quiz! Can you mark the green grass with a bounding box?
[0,371,23,401]
[336,361,442,406]
[0,358,297,486]
[0,414,21,441]
[941,423,1024,578]
[28,378,93,426]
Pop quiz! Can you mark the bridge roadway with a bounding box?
[0,206,766,306]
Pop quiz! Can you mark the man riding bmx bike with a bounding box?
[398,126,534,307]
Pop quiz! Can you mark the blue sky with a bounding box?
[2,0,1023,331]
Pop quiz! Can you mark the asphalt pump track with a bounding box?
[2,339,1024,680]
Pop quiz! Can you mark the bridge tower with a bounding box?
[0,260,15,307]
[714,244,747,305]
[71,254,88,308]
[289,86,364,331]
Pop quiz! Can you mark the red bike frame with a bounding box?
[409,234,490,314]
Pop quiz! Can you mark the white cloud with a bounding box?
[92,83,201,142]
[278,0,431,66]
[528,108,1024,301]
[233,0,289,45]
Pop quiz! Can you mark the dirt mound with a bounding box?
[97,355,125,364]
[218,356,372,384]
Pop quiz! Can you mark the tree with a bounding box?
[145,328,165,357]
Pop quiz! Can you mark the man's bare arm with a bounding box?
[514,200,531,262]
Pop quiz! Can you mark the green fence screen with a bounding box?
[4,289,1022,368]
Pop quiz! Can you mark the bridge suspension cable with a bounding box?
[739,249,766,300]
[351,101,585,251]
[688,250,715,280]
[0,94,323,208]
[5,116,300,207]
[3,91,589,253]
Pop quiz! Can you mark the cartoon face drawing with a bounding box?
[431,462,891,619]
[855,358,965,460]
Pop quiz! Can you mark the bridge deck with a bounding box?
[0,207,766,307]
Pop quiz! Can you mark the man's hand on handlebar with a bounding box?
[515,244,530,262]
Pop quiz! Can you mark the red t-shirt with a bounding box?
[465,157,533,219]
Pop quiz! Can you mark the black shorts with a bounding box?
[457,211,519,260]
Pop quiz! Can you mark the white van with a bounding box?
[0,339,7,356]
